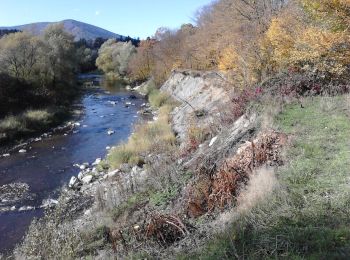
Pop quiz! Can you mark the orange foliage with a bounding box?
[185,131,287,217]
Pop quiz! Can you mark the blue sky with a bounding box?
[0,0,213,39]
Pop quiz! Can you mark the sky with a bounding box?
[0,0,213,39]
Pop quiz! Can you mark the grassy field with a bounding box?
[184,95,350,259]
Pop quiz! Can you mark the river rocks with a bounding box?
[2,153,10,157]
[125,102,132,107]
[78,171,84,180]
[69,176,81,189]
[107,130,115,135]
[108,101,117,105]
[139,107,153,115]
[82,175,93,184]
[41,198,59,209]
[18,149,27,153]
[0,183,33,206]
[92,158,102,166]
[18,206,35,212]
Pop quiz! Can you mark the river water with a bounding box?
[0,75,145,254]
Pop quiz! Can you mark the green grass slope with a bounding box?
[184,95,350,259]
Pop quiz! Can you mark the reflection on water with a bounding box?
[0,75,144,254]
[102,79,127,93]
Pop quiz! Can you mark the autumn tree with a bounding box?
[40,23,77,93]
[0,22,79,109]
[0,32,40,81]
[96,40,136,80]
[128,38,156,81]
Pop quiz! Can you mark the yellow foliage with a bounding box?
[172,60,183,70]
[264,4,350,77]
[301,0,350,28]
[218,47,239,72]
[290,27,350,75]
[265,17,299,67]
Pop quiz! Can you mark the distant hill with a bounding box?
[0,19,126,41]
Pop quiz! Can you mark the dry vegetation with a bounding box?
[128,0,350,94]
[106,84,178,170]
[13,0,350,259]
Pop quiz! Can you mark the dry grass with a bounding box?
[107,103,176,169]
[236,167,278,214]
[185,130,285,217]
[24,109,51,122]
[0,109,54,139]
[213,167,279,229]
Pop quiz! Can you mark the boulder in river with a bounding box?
[107,130,115,135]
[18,149,27,153]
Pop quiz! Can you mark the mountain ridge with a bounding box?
[0,19,125,41]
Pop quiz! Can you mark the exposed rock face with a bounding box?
[161,70,230,144]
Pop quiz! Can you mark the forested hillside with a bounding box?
[0,19,124,41]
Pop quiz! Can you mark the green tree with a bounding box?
[39,23,77,94]
[0,32,40,81]
[96,40,136,79]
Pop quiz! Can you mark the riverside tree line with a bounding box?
[99,0,350,94]
[0,24,79,117]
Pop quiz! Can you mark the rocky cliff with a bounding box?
[161,70,231,144]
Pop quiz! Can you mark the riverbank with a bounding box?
[11,70,350,259]
[0,77,146,255]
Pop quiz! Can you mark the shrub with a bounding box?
[148,89,170,108]
[0,115,23,132]
[150,185,179,207]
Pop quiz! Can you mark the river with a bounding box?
[0,75,145,255]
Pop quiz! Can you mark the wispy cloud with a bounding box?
[95,10,101,16]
